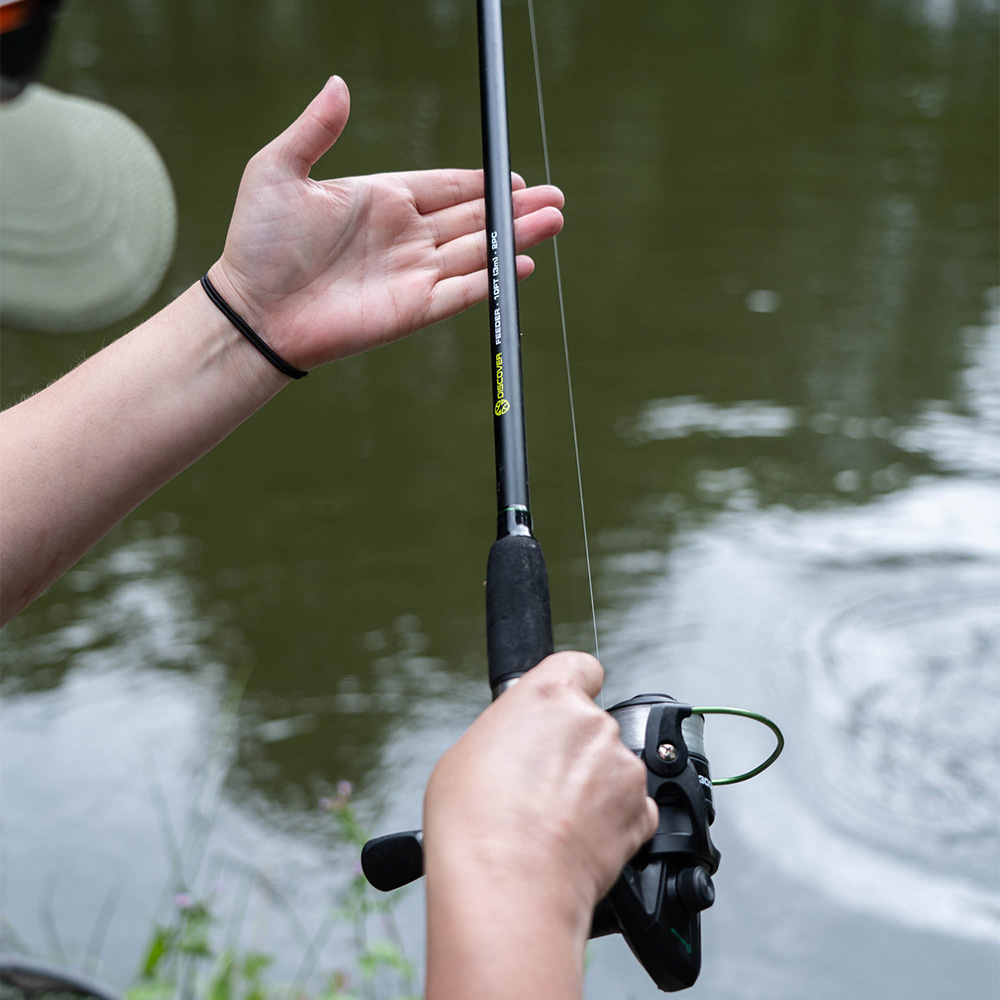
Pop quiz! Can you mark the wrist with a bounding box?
[425,832,595,944]
[425,843,589,1000]
[196,268,303,392]
[162,280,288,406]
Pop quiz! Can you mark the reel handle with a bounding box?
[359,832,713,942]
[360,830,423,892]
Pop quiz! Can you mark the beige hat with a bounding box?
[0,83,176,332]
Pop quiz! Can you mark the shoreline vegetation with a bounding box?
[2,789,418,1000]
[131,789,418,1000]
[2,674,419,1000]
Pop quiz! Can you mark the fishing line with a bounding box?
[363,11,785,985]
[526,0,602,692]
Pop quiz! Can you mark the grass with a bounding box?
[1,673,422,1000]
[124,789,420,1000]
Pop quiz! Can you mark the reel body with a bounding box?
[592,695,721,992]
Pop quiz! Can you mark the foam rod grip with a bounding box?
[486,533,554,690]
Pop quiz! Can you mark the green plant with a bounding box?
[127,783,419,1000]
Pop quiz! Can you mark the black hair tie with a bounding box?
[200,274,307,380]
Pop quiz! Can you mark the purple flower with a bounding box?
[336,780,353,799]
[318,797,335,811]
[174,892,194,910]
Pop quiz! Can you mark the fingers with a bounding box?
[403,168,526,214]
[425,194,561,323]
[427,254,535,325]
[266,76,351,177]
[644,796,660,841]
[425,184,565,247]
[437,205,563,279]
[529,650,606,700]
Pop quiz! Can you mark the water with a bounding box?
[2,1,998,997]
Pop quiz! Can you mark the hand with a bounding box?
[209,76,565,370]
[424,652,658,922]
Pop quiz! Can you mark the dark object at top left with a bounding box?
[0,0,65,101]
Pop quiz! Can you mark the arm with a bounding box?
[0,76,564,623]
[423,653,659,1000]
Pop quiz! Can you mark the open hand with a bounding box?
[209,76,564,370]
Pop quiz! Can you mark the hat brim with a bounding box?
[1,83,177,332]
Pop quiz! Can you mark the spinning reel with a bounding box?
[363,695,721,991]
[362,675,780,992]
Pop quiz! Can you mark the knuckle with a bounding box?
[595,710,619,741]
[623,744,645,771]
[625,753,649,790]
[529,674,564,701]
[245,149,268,174]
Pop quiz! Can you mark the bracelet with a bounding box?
[200,274,307,380]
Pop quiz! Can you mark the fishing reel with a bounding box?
[362,690,723,992]
[591,694,784,990]
[362,686,783,992]
[589,694,720,991]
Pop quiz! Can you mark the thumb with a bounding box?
[529,651,605,701]
[267,75,351,177]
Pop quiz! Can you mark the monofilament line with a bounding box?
[527,0,602,691]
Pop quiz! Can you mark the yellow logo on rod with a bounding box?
[494,351,509,416]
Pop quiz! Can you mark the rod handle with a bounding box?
[486,533,554,693]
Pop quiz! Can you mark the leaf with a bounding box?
[178,910,214,958]
[138,926,178,979]
[178,931,213,958]
[207,951,235,1000]
[126,983,175,1000]
[333,805,370,847]
[358,939,412,978]
[241,952,272,981]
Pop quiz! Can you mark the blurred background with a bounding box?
[1,1,997,998]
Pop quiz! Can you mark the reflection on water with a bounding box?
[620,476,1000,938]
[591,289,1000,992]
[1,0,998,997]
[0,663,368,987]
[1,516,218,693]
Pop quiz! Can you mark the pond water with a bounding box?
[2,2,998,998]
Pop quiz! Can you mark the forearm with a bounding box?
[0,280,288,623]
[425,845,591,1000]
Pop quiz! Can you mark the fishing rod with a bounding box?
[361,0,782,991]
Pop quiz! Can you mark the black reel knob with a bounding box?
[361,830,424,892]
[671,866,716,915]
